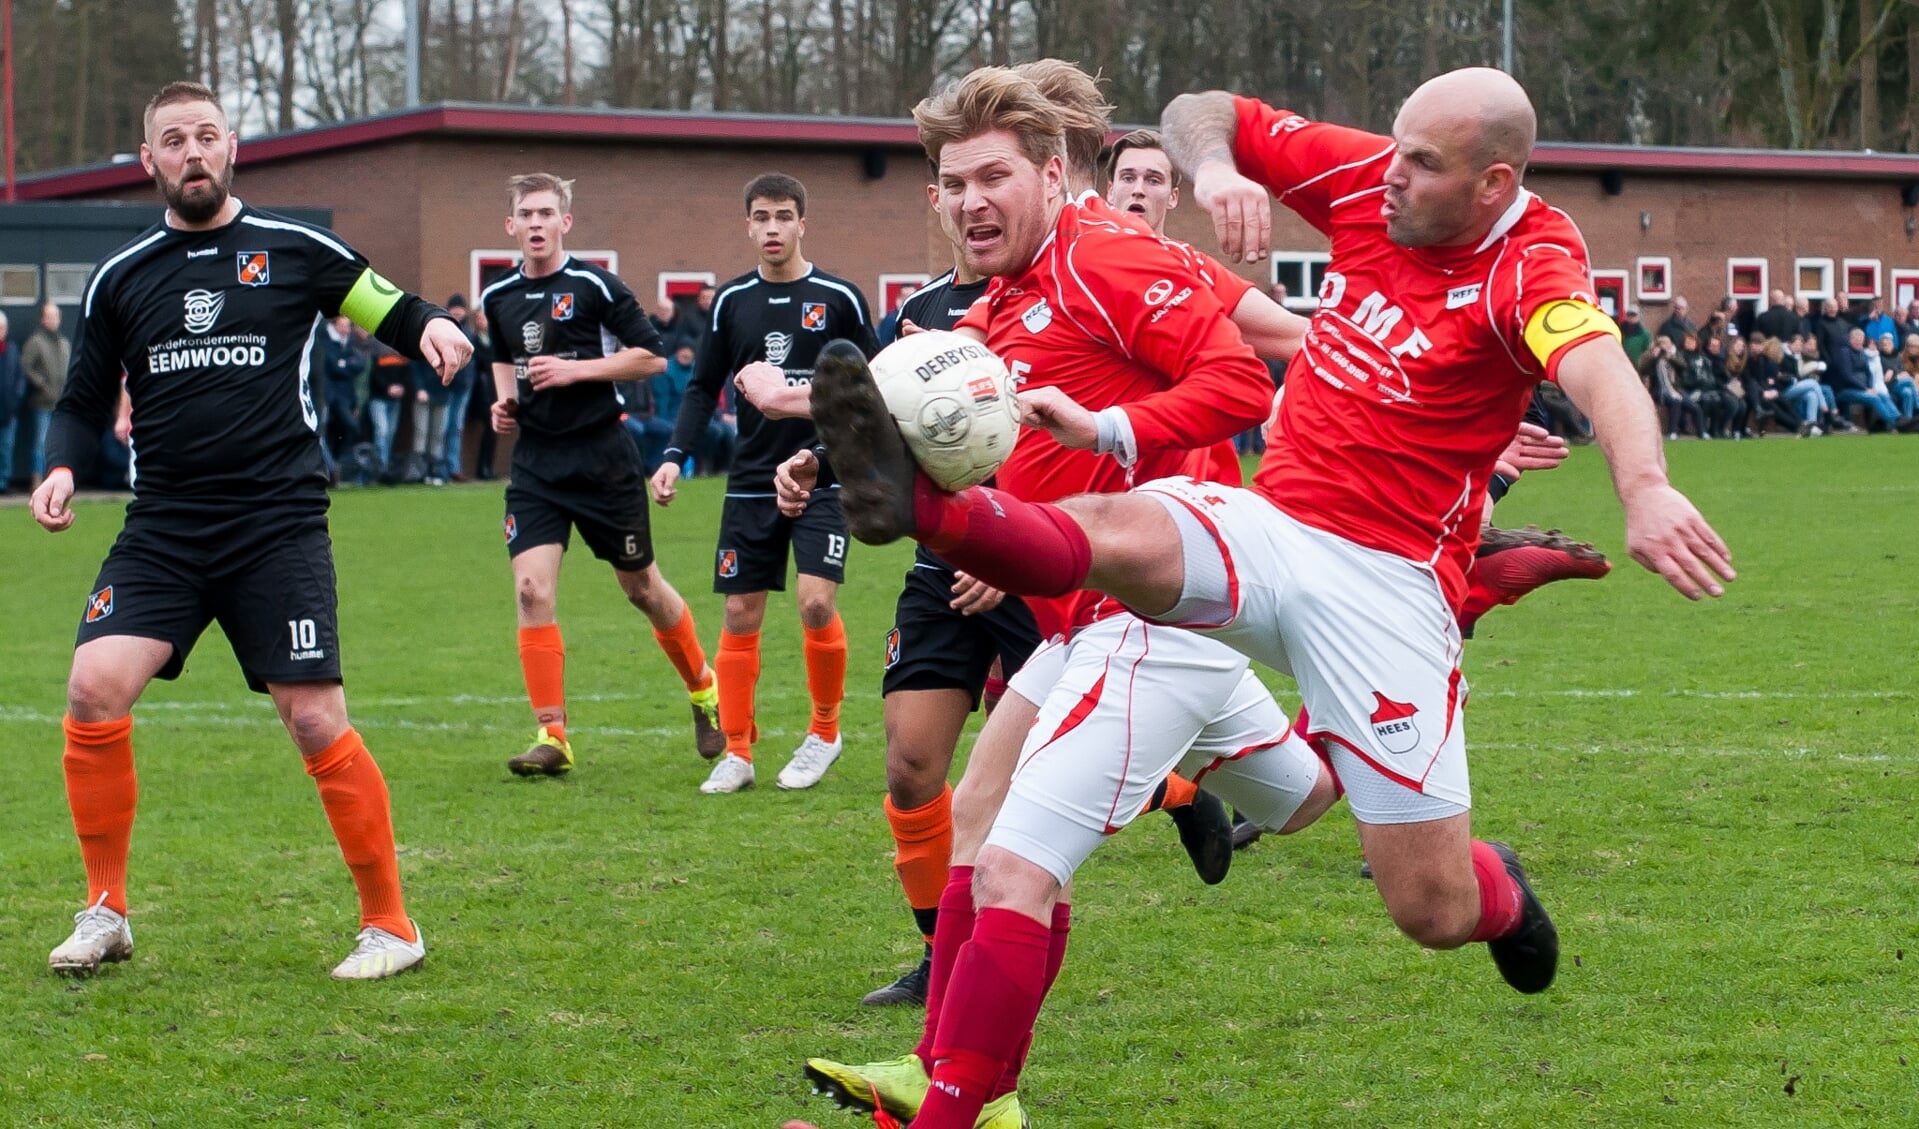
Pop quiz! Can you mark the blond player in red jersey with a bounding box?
[807,67,1733,1125]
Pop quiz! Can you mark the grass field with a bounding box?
[2,438,1916,1127]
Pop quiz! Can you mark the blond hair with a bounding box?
[1012,59,1112,180]
[914,67,1068,171]
[508,172,575,214]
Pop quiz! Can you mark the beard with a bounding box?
[155,161,233,224]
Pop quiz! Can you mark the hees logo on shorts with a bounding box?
[1368,691,1421,755]
[884,627,902,669]
[718,549,740,578]
[85,586,115,624]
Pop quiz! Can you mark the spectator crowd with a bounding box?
[1618,290,1919,441]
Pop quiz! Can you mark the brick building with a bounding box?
[15,101,1919,329]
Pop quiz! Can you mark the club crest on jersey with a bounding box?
[183,288,225,335]
[801,302,828,331]
[1368,692,1421,755]
[1021,298,1053,335]
[551,293,575,321]
[717,549,740,578]
[85,586,115,624]
[522,320,544,355]
[236,251,271,287]
[884,627,902,669]
[504,514,518,543]
[764,331,795,366]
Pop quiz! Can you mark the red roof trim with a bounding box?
[17,102,1919,199]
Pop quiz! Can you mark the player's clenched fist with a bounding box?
[30,468,77,532]
[773,449,819,518]
[649,462,681,507]
[421,317,474,384]
[490,397,519,435]
[1015,384,1098,450]
[1191,160,1273,265]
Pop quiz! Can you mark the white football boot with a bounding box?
[48,892,134,975]
[330,920,426,980]
[776,733,842,790]
[700,753,756,794]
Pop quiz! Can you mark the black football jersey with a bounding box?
[893,270,990,338]
[46,202,445,508]
[666,265,878,492]
[480,256,664,442]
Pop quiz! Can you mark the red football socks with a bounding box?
[991,900,1072,1100]
[912,477,1092,598]
[1468,839,1524,942]
[913,865,978,1068]
[917,908,1054,1128]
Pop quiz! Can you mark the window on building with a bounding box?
[1591,270,1629,318]
[0,264,38,305]
[1890,269,1919,311]
[1635,256,1672,303]
[1270,252,1330,310]
[879,273,932,315]
[44,263,94,306]
[658,271,716,306]
[1794,257,1834,302]
[1842,258,1881,302]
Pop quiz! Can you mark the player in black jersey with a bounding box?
[480,173,722,778]
[649,173,879,795]
[29,82,470,981]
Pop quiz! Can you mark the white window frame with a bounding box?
[878,272,933,315]
[1889,268,1919,311]
[469,250,620,308]
[657,270,716,306]
[1794,257,1835,302]
[1635,256,1673,303]
[0,264,39,306]
[1725,257,1768,302]
[1842,257,1882,301]
[1270,251,1331,311]
[1590,269,1630,319]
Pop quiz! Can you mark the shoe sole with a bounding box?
[50,946,132,976]
[1170,792,1233,885]
[859,985,929,1007]
[803,1063,916,1120]
[808,340,917,545]
[777,756,840,790]
[331,954,426,981]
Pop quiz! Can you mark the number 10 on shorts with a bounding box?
[288,619,319,650]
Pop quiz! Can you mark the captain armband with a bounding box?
[1522,299,1620,371]
[340,268,406,334]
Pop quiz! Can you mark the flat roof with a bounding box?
[16,101,1919,199]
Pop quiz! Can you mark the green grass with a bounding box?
[2,438,1916,1127]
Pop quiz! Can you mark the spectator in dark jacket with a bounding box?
[366,339,412,482]
[1657,295,1697,346]
[1811,297,1854,365]
[0,313,23,493]
[1639,335,1704,439]
[438,295,479,482]
[1753,290,1797,342]
[1831,326,1905,430]
[320,315,368,474]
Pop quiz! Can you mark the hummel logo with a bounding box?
[932,1081,963,1098]
[187,247,219,259]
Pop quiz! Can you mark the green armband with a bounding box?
[340,268,405,332]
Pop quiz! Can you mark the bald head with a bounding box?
[1382,68,1538,247]
[1398,67,1536,174]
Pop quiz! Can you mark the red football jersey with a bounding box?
[959,197,1273,633]
[1232,97,1610,607]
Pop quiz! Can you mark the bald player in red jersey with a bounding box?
[810,67,1734,1123]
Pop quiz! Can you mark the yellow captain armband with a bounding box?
[1523,299,1620,369]
[340,268,406,332]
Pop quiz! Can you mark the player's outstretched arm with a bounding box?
[526,345,664,391]
[1228,287,1309,362]
[1162,91,1270,264]
[734,361,812,419]
[1557,338,1734,600]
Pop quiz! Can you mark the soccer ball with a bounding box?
[869,330,1022,491]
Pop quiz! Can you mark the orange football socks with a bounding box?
[651,601,715,693]
[62,714,137,916]
[716,630,761,760]
[802,614,847,741]
[886,786,955,943]
[305,728,414,942]
[517,622,567,741]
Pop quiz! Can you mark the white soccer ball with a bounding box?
[869,329,1021,491]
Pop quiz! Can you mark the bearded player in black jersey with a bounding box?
[480,173,722,779]
[649,174,880,795]
[29,82,470,981]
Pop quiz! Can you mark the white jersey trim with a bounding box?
[478,269,526,305]
[561,263,615,303]
[240,213,355,261]
[808,274,872,326]
[710,276,762,331]
[1275,141,1395,205]
[84,230,169,318]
